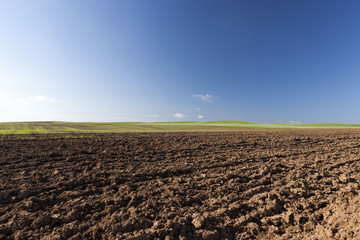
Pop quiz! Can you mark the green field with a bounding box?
[0,121,360,134]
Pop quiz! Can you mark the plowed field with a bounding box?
[2,130,360,239]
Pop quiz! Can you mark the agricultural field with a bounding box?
[1,121,360,134]
[2,129,360,239]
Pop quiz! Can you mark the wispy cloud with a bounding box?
[197,115,204,119]
[174,113,186,119]
[29,95,57,103]
[0,92,25,106]
[192,94,214,102]
[289,120,302,124]
[0,92,11,106]
[1,93,60,106]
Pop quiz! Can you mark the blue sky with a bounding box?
[1,0,360,123]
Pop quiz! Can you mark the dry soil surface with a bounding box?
[2,130,360,239]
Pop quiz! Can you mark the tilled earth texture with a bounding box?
[2,130,360,240]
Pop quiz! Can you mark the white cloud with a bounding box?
[192,94,214,102]
[195,108,200,111]
[0,93,59,107]
[174,113,186,119]
[197,115,204,119]
[289,120,302,124]
[0,92,10,106]
[30,95,57,103]
[0,92,23,106]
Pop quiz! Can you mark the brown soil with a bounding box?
[1,130,360,239]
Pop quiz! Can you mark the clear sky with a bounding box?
[1,0,360,123]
